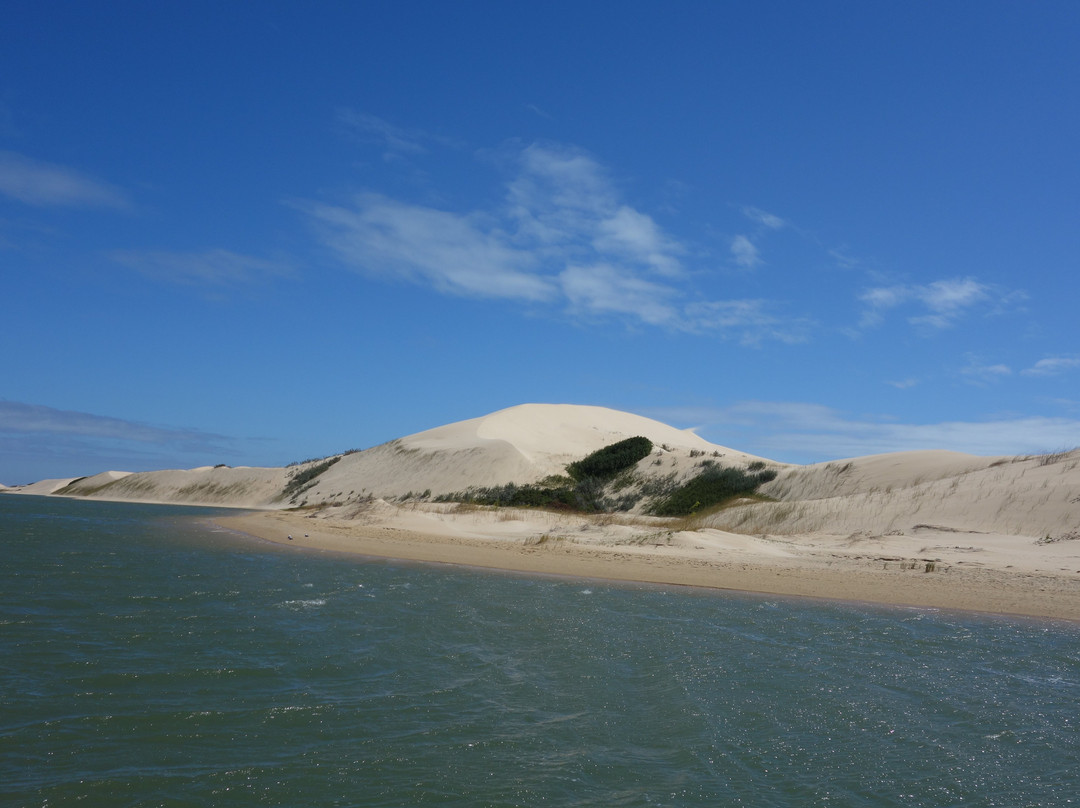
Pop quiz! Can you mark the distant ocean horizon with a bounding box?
[3,494,1079,807]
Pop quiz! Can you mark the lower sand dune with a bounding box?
[219,501,1080,622]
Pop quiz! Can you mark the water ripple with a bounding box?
[2,495,1079,807]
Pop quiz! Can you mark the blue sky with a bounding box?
[3,1,1079,483]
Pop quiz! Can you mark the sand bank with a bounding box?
[218,505,1080,622]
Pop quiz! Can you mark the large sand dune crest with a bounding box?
[302,403,766,506]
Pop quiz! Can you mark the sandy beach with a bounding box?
[218,503,1080,621]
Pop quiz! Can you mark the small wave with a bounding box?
[268,704,310,714]
[281,598,326,610]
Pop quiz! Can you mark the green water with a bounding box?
[2,495,1078,807]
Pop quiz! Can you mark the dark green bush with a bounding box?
[566,437,653,481]
[649,467,775,516]
[435,437,657,514]
[282,456,341,498]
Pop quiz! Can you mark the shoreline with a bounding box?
[217,510,1080,622]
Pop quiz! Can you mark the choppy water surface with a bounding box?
[2,495,1079,807]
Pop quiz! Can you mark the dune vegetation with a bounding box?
[432,436,777,517]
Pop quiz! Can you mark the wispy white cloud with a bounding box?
[911,277,991,328]
[828,246,860,269]
[109,249,291,286]
[0,150,130,209]
[560,263,677,325]
[505,143,621,247]
[302,141,798,340]
[303,193,555,301]
[593,206,683,276]
[337,110,451,156]
[726,206,784,270]
[961,356,1012,384]
[860,285,909,309]
[1021,356,1080,377]
[920,277,989,310]
[524,103,553,120]
[742,206,785,230]
[653,400,1080,462]
[730,234,761,268]
[859,276,1011,330]
[684,300,810,344]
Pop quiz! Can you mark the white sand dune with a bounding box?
[75,470,132,487]
[49,465,294,508]
[707,447,1080,541]
[8,477,82,496]
[300,403,767,505]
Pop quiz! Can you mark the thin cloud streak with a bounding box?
[0,400,232,451]
[684,300,810,344]
[961,357,1012,385]
[1022,357,1080,377]
[337,110,453,155]
[742,206,785,230]
[0,151,130,209]
[109,249,292,286]
[859,276,1015,330]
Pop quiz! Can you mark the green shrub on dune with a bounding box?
[281,456,341,500]
[650,467,777,516]
[566,437,654,481]
[437,437,654,512]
